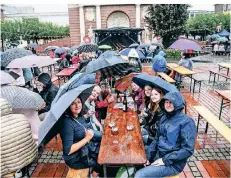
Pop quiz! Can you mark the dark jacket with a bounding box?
[37,73,59,114]
[60,115,100,169]
[146,92,196,173]
[131,88,143,111]
[144,104,165,137]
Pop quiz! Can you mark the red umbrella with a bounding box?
[115,73,139,92]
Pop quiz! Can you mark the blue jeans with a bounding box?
[134,165,179,178]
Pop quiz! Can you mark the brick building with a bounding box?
[68,4,153,46]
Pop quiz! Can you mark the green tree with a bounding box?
[145,4,190,48]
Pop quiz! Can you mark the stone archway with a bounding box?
[107,11,130,28]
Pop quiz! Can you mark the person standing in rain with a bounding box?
[152,51,168,76]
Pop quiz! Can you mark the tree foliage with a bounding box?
[186,12,230,37]
[1,18,69,43]
[145,4,190,48]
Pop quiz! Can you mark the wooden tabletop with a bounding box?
[167,63,179,70]
[56,64,79,77]
[216,90,231,101]
[98,105,147,165]
[218,63,231,69]
[171,66,195,75]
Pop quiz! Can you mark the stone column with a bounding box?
[79,5,85,43]
[96,5,101,29]
[136,4,141,28]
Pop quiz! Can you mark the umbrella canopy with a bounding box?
[1,48,33,68]
[84,53,129,78]
[70,45,79,53]
[99,50,119,58]
[169,39,201,51]
[115,73,139,92]
[28,43,38,48]
[129,43,139,48]
[1,71,16,85]
[217,37,228,42]
[1,85,45,109]
[45,46,59,52]
[77,44,98,54]
[98,45,112,50]
[52,73,96,105]
[211,41,220,44]
[6,55,57,69]
[63,47,70,52]
[38,84,95,145]
[217,29,230,37]
[132,73,178,94]
[210,34,220,40]
[139,43,150,48]
[120,48,145,59]
[54,47,67,54]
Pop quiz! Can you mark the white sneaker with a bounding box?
[14,170,22,178]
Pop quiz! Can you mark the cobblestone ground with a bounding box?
[26,54,230,177]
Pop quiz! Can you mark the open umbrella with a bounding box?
[70,45,79,53]
[129,43,139,48]
[139,43,150,48]
[38,84,95,145]
[1,48,33,68]
[45,46,59,52]
[99,50,119,58]
[77,44,98,54]
[52,73,96,105]
[151,42,163,46]
[120,48,145,59]
[28,43,38,48]
[210,34,220,40]
[1,85,45,109]
[84,53,129,78]
[132,73,178,94]
[169,39,201,51]
[217,37,228,42]
[1,71,16,85]
[98,45,112,50]
[6,55,57,69]
[217,29,230,37]
[115,73,139,92]
[54,47,67,54]
[63,47,70,52]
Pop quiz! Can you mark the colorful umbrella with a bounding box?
[98,45,112,50]
[1,48,33,68]
[115,73,139,92]
[6,55,57,69]
[120,48,145,59]
[169,39,201,51]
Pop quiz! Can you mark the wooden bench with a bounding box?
[157,72,176,83]
[193,105,231,143]
[209,69,231,85]
[66,167,89,178]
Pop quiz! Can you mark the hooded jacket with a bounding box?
[152,51,167,72]
[37,73,59,114]
[146,92,196,173]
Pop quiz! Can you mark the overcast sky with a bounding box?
[10,4,215,13]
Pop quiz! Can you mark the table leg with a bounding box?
[189,75,192,92]
[226,68,229,81]
[219,97,224,120]
[103,165,107,178]
[197,115,200,132]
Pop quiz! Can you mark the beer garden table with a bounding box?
[98,103,147,177]
[216,90,231,120]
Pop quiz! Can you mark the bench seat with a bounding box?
[157,72,176,83]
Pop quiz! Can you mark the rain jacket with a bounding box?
[152,51,167,72]
[37,73,59,114]
[178,58,193,71]
[146,92,196,173]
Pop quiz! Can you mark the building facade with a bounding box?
[214,4,231,13]
[188,10,214,19]
[68,4,154,46]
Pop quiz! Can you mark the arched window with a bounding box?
[107,11,130,28]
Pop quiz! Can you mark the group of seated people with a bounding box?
[53,71,196,178]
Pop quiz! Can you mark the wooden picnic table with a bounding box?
[216,90,231,120]
[98,103,146,177]
[56,64,79,86]
[167,63,179,70]
[218,63,231,78]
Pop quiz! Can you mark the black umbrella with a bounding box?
[132,73,178,94]
[77,44,98,54]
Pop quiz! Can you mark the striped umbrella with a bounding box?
[77,44,98,54]
[120,48,145,59]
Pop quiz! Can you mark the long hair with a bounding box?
[64,97,83,118]
[142,85,152,108]
[149,88,164,112]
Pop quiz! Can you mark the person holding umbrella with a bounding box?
[135,91,196,178]
[131,82,143,112]
[60,96,101,178]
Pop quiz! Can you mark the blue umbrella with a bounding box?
[52,73,96,105]
[39,84,95,145]
[28,42,38,48]
[99,50,119,58]
[129,43,139,48]
[70,45,79,53]
[45,46,59,52]
[54,47,67,54]
[217,29,230,37]
[210,34,220,40]
[132,73,178,94]
[120,48,145,59]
